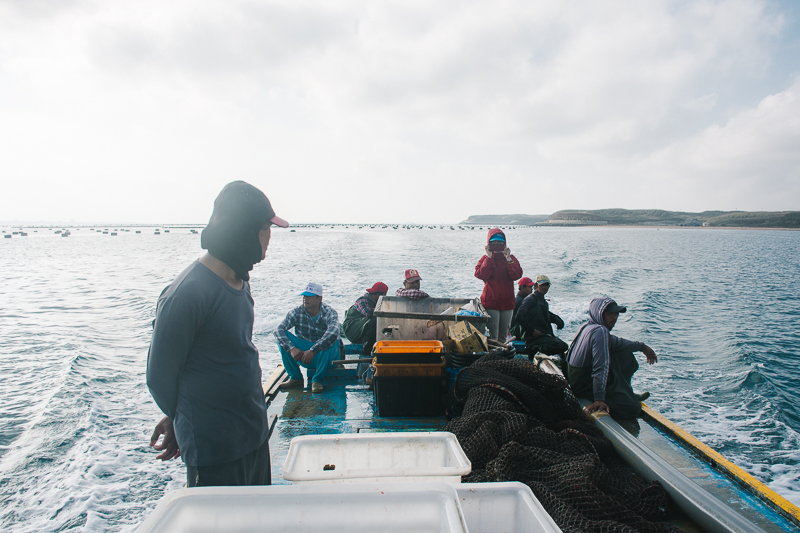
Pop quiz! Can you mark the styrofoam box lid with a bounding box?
[282,432,471,482]
[456,482,562,533]
[137,483,468,533]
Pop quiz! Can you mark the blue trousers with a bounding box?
[279,331,338,384]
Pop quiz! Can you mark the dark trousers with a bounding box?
[604,349,641,419]
[186,437,271,487]
[567,349,642,419]
[525,335,569,357]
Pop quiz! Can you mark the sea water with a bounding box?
[0,225,798,531]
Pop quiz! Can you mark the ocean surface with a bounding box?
[0,225,799,531]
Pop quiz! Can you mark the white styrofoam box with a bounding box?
[456,482,562,533]
[282,431,471,483]
[136,482,468,533]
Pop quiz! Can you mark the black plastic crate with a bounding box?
[373,376,445,417]
[374,352,444,364]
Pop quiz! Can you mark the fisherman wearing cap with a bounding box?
[516,275,568,358]
[566,297,657,418]
[515,277,535,314]
[509,277,535,339]
[395,269,430,300]
[276,282,341,393]
[147,180,288,487]
[342,282,388,355]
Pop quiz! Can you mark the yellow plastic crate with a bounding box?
[374,340,444,353]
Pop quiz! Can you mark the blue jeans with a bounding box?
[279,331,339,384]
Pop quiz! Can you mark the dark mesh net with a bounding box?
[444,352,678,533]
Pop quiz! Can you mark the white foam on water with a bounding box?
[253,312,283,338]
[647,377,800,506]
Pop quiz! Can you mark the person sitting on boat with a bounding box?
[342,282,388,355]
[515,277,535,314]
[508,277,534,339]
[395,269,429,299]
[474,228,524,342]
[146,181,288,487]
[276,282,341,393]
[516,275,567,358]
[566,296,657,418]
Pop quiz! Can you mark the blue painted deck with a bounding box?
[266,364,448,485]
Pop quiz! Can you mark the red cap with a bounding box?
[518,277,534,287]
[270,214,289,228]
[366,282,388,294]
[404,269,422,282]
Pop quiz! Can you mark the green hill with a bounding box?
[460,214,550,225]
[461,210,800,228]
[703,211,800,228]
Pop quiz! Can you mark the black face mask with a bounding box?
[200,181,276,281]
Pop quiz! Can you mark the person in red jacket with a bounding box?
[474,228,523,341]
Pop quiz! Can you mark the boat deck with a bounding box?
[265,364,448,485]
[263,361,799,533]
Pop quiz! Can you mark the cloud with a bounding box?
[88,3,355,79]
[635,77,800,211]
[0,0,797,223]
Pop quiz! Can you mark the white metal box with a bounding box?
[456,482,562,533]
[136,483,469,533]
[282,431,471,483]
[374,297,489,341]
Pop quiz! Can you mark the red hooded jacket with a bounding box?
[474,228,523,310]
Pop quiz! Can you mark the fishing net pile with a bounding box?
[444,351,679,533]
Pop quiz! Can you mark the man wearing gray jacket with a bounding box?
[566,296,657,418]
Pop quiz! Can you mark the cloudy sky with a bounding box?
[1,0,799,224]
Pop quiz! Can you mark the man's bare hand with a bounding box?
[150,416,180,461]
[643,345,657,364]
[301,350,315,365]
[532,329,541,339]
[585,401,610,415]
[290,347,303,361]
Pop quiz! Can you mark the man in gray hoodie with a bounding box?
[566,297,657,418]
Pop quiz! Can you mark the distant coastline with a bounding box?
[461,209,800,229]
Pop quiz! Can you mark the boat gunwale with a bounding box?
[641,404,800,527]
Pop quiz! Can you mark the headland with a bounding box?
[461,209,800,229]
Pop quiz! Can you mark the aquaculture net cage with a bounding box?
[444,351,679,533]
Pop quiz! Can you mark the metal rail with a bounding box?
[584,403,766,533]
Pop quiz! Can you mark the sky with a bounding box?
[1,0,799,224]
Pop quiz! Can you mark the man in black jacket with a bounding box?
[508,277,534,339]
[516,275,568,359]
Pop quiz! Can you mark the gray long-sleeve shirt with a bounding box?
[567,297,645,401]
[146,261,268,467]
